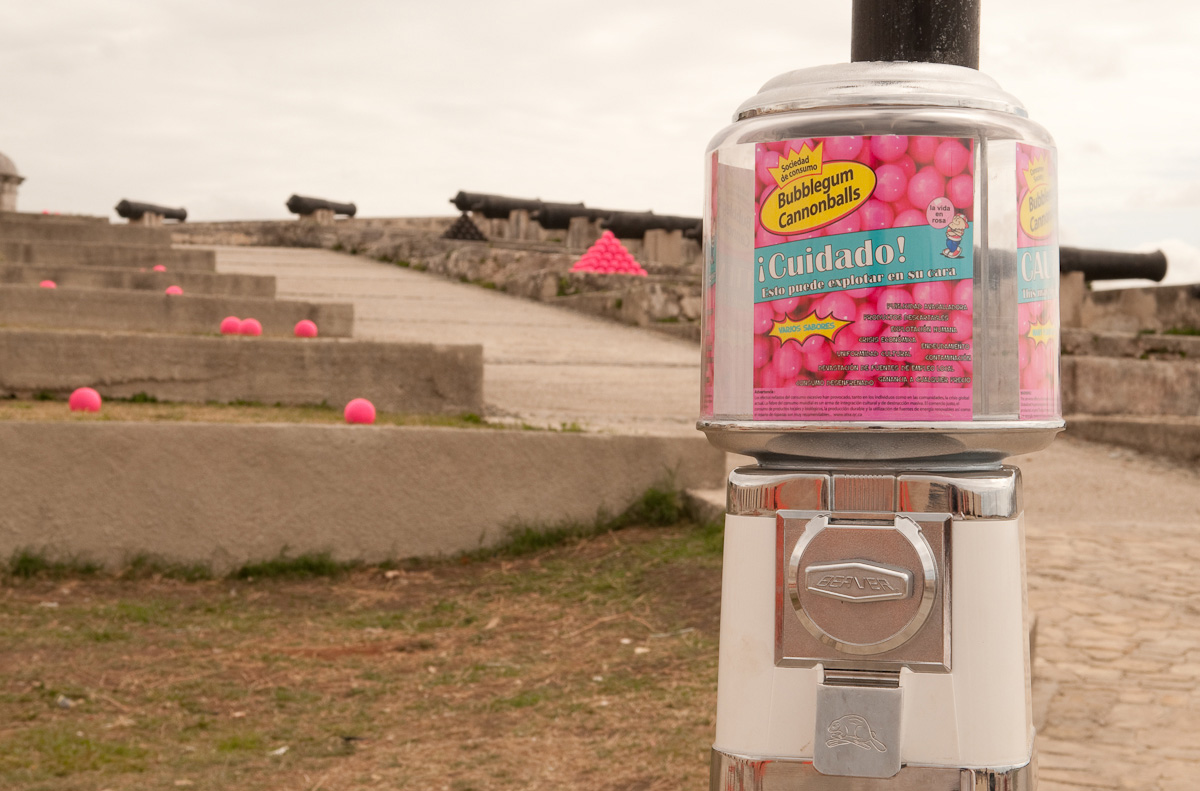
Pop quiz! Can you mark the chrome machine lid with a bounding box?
[734,61,1028,121]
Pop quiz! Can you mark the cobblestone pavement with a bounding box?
[1017,439,1200,790]
[213,246,1200,788]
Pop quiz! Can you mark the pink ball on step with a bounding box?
[165,285,183,295]
[344,398,376,425]
[153,265,167,272]
[69,387,102,412]
[294,319,318,338]
[239,318,263,336]
[39,280,57,289]
[219,316,241,335]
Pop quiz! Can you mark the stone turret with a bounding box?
[0,149,24,212]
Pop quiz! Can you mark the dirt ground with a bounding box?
[0,523,723,791]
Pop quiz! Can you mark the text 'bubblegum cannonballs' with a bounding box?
[239,318,263,336]
[219,316,241,335]
[69,387,102,412]
[39,280,57,289]
[343,398,376,425]
[294,319,318,338]
[165,285,183,295]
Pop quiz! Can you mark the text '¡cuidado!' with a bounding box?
[757,238,907,283]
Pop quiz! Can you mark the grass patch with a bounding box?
[6,549,102,579]
[230,551,361,581]
[1163,326,1200,336]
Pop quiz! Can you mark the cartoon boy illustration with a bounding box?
[942,214,969,258]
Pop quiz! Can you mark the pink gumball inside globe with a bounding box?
[344,398,376,425]
[39,280,57,289]
[219,316,241,335]
[165,285,183,295]
[294,319,318,338]
[239,318,263,336]
[153,264,167,272]
[69,387,102,413]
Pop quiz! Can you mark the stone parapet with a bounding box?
[0,285,352,337]
[0,328,483,414]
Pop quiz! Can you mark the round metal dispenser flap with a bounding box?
[789,515,937,655]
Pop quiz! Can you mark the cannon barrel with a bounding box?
[530,202,607,230]
[286,194,356,217]
[599,210,703,239]
[449,191,544,219]
[114,199,186,222]
[1060,247,1167,282]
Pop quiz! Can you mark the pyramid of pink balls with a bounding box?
[570,231,647,276]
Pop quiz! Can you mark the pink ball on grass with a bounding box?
[165,285,183,295]
[69,387,102,413]
[239,318,263,336]
[344,398,376,425]
[39,280,57,289]
[219,316,241,335]
[153,264,167,272]
[294,319,318,338]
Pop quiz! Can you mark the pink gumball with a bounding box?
[152,264,167,272]
[39,280,57,289]
[219,316,241,335]
[771,297,800,318]
[851,302,883,338]
[876,287,912,326]
[816,292,857,323]
[947,173,973,208]
[934,140,970,177]
[756,149,781,189]
[165,285,183,295]
[801,336,832,373]
[952,278,973,308]
[912,280,952,307]
[872,163,908,203]
[822,136,864,160]
[344,398,376,425]
[870,135,909,162]
[68,387,102,413]
[860,199,894,230]
[824,210,862,236]
[892,209,926,228]
[949,310,973,341]
[909,136,940,163]
[239,318,263,336]
[294,319,318,338]
[753,335,775,369]
[894,154,916,179]
[753,302,776,334]
[908,166,946,209]
[854,146,876,169]
[757,362,786,389]
[773,341,804,382]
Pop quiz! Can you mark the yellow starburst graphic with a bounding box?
[768,309,853,345]
[1028,320,1056,347]
[1023,154,1050,191]
[768,142,823,188]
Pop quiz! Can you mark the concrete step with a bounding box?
[0,421,725,570]
[1065,415,1200,464]
[0,240,216,271]
[0,218,172,245]
[0,284,352,337]
[0,327,483,413]
[0,263,275,298]
[1062,354,1200,417]
[1063,328,1200,360]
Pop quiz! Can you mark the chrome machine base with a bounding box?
[710,748,1035,791]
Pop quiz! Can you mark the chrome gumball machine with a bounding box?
[699,1,1059,788]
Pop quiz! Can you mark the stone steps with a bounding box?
[0,284,352,337]
[0,217,172,245]
[0,327,483,413]
[1065,415,1200,464]
[0,263,275,298]
[0,421,725,570]
[0,239,216,271]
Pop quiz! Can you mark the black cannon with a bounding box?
[530,202,608,230]
[1060,247,1167,282]
[286,194,356,218]
[114,200,186,222]
[599,210,703,239]
[449,191,544,220]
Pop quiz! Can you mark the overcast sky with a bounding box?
[2,1,1198,263]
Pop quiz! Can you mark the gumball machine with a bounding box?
[700,1,1057,788]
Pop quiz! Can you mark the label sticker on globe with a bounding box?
[1016,143,1060,419]
[752,136,975,421]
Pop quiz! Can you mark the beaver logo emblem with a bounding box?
[825,714,888,752]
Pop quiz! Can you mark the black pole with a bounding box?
[851,0,981,69]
